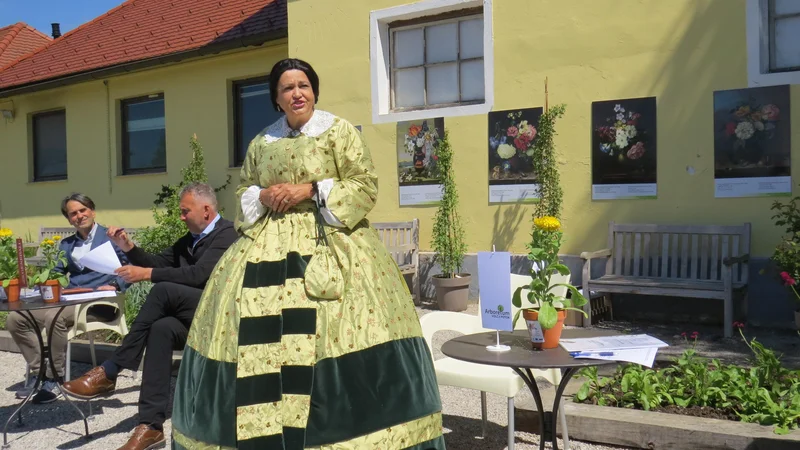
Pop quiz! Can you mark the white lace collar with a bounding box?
[263,109,336,143]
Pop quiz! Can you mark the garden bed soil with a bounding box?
[652,404,739,421]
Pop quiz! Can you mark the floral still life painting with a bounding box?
[488,107,543,185]
[397,118,445,186]
[591,96,657,187]
[713,85,790,180]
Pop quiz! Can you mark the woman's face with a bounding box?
[276,69,315,124]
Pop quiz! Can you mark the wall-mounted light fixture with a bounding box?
[0,109,13,120]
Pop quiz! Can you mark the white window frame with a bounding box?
[370,0,493,124]
[746,0,800,86]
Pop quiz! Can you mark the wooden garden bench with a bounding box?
[372,219,420,303]
[580,222,751,338]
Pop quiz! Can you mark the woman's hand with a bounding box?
[260,183,314,213]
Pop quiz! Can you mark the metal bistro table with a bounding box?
[441,329,617,450]
[0,295,99,448]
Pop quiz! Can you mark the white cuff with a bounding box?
[240,185,266,228]
[314,178,345,228]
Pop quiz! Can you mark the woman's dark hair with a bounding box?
[268,58,320,112]
[60,193,96,218]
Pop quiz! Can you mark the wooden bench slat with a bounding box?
[615,232,624,275]
[642,233,651,277]
[710,235,719,280]
[589,275,745,290]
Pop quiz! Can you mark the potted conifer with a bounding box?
[430,130,471,311]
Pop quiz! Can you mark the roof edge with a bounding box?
[0,30,287,98]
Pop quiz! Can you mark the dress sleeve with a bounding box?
[234,138,265,235]
[324,121,378,229]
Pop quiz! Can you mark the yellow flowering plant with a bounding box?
[27,236,69,287]
[511,216,588,330]
[0,228,20,287]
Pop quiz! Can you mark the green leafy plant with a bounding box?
[765,192,800,312]
[0,228,19,287]
[574,326,800,435]
[532,103,566,220]
[135,134,231,254]
[511,216,587,329]
[27,236,69,287]
[430,130,467,278]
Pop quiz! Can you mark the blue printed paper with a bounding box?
[478,251,512,331]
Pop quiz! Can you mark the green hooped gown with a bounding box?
[171,110,446,449]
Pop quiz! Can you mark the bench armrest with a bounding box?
[580,248,612,260]
[723,253,750,266]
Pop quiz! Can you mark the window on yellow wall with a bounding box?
[389,9,484,111]
[767,0,800,73]
[233,77,281,167]
[121,93,166,175]
[32,109,67,182]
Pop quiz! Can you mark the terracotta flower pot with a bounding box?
[522,308,567,350]
[1,278,20,302]
[39,280,62,303]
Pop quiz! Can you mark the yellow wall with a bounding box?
[0,42,287,237]
[287,0,799,258]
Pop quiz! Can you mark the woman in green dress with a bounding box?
[171,58,446,450]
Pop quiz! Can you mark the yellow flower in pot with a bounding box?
[28,236,69,302]
[511,216,588,349]
[0,228,22,301]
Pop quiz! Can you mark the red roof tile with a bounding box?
[0,23,52,68]
[0,0,286,92]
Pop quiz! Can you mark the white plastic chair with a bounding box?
[25,294,130,382]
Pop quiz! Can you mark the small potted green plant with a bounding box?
[512,216,587,348]
[0,228,21,302]
[430,130,471,311]
[28,236,68,302]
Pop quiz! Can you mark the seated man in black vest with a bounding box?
[63,182,238,450]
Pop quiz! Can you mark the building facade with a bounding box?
[1,0,798,325]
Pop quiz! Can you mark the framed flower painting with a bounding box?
[396,117,445,206]
[487,107,543,203]
[713,85,791,198]
[591,96,658,200]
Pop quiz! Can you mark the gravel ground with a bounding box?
[12,298,795,449]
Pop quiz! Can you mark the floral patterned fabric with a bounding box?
[171,111,445,450]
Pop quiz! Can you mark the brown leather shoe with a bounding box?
[62,366,116,399]
[117,424,165,450]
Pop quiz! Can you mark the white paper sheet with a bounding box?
[559,334,668,352]
[62,290,119,302]
[78,241,122,275]
[572,347,659,368]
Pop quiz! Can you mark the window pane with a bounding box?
[394,67,425,108]
[426,63,458,105]
[394,28,424,68]
[774,0,800,15]
[425,23,458,64]
[124,97,166,172]
[460,18,483,59]
[460,59,485,101]
[33,111,67,180]
[235,81,279,165]
[775,16,800,69]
